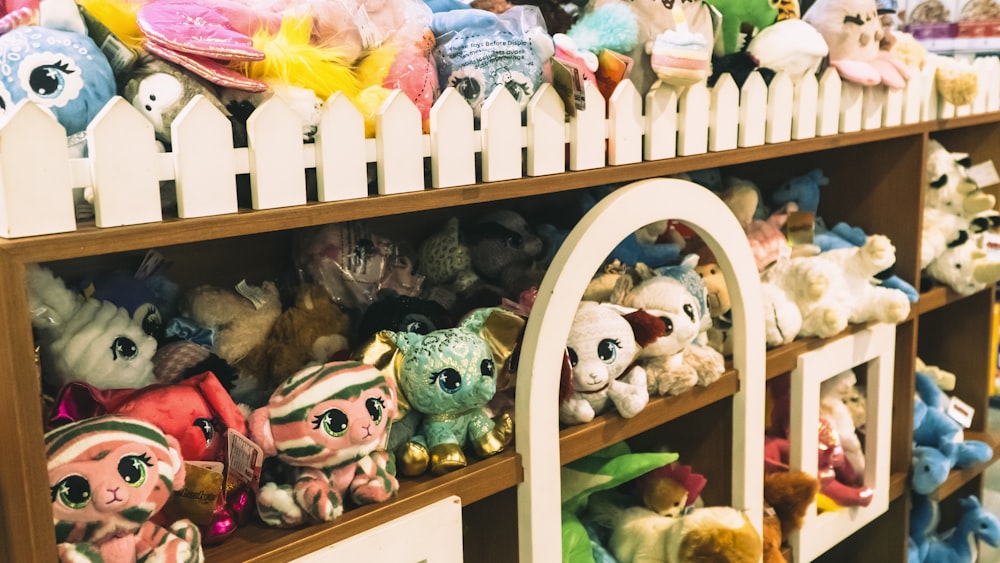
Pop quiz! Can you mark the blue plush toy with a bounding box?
[391,307,514,476]
[770,168,829,213]
[431,5,553,117]
[0,0,115,137]
[915,495,1000,563]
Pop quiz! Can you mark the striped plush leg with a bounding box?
[135,519,204,563]
[294,468,344,522]
[350,450,399,505]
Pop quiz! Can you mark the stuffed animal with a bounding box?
[390,307,513,476]
[464,209,546,299]
[239,283,352,391]
[760,253,846,339]
[746,18,829,80]
[357,292,455,345]
[912,369,993,478]
[694,261,735,355]
[803,0,910,88]
[123,55,234,146]
[769,168,829,214]
[820,370,866,477]
[611,256,725,396]
[702,0,779,55]
[180,280,281,402]
[933,54,980,107]
[430,5,553,117]
[763,470,819,541]
[47,371,251,544]
[634,462,708,517]
[249,361,399,527]
[27,264,159,391]
[45,415,203,562]
[0,0,115,138]
[816,221,920,303]
[924,139,995,221]
[762,504,786,563]
[924,231,1000,296]
[919,495,1000,563]
[559,301,654,425]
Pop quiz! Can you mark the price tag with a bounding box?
[967,160,1000,189]
[135,249,169,280]
[785,211,816,247]
[235,280,270,310]
[947,395,975,429]
[227,429,263,487]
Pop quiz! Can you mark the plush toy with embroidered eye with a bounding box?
[0,0,115,138]
[27,264,158,392]
[390,307,514,476]
[45,415,203,562]
[249,361,400,527]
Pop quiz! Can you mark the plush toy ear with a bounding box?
[39,0,87,34]
[457,307,494,334]
[162,434,186,489]
[622,309,663,348]
[609,272,636,305]
[248,407,277,457]
[189,371,248,434]
[392,331,422,355]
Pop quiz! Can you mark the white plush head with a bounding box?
[566,302,641,393]
[803,0,883,63]
[619,276,701,357]
[925,139,994,217]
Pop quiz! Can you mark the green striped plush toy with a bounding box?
[45,415,203,562]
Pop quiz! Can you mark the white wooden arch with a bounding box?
[515,178,767,561]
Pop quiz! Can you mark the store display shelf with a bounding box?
[5,114,999,264]
[890,471,909,502]
[916,286,972,316]
[203,450,521,563]
[558,370,739,465]
[764,323,887,380]
[929,431,1000,502]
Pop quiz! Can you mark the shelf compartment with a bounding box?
[203,450,521,563]
[558,370,740,465]
[929,430,1000,502]
[765,322,892,380]
[788,323,896,563]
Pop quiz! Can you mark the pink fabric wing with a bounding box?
[138,0,264,61]
[145,39,268,92]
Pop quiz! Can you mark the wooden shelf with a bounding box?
[3,113,997,264]
[764,323,892,380]
[890,471,909,502]
[204,450,522,563]
[558,370,739,464]
[929,431,1000,502]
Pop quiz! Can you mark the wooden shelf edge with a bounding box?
[929,430,1000,502]
[916,285,994,316]
[7,114,998,263]
[890,471,909,502]
[558,370,739,464]
[204,450,522,563]
[764,322,892,380]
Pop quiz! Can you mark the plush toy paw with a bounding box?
[560,396,597,425]
[256,483,307,527]
[429,443,468,475]
[472,413,514,457]
[294,478,344,523]
[397,440,431,477]
[683,344,725,386]
[872,288,912,324]
[859,235,897,272]
[609,368,650,418]
[646,356,699,396]
[801,306,848,338]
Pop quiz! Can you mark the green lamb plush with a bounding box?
[703,0,780,55]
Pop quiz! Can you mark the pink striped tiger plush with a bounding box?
[45,415,204,563]
[249,361,399,527]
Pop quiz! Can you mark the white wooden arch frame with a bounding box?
[514,178,767,561]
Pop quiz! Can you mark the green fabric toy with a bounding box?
[703,0,780,54]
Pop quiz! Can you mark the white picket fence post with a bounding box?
[481,87,522,182]
[608,79,643,166]
[644,80,677,161]
[839,81,864,133]
[883,85,903,127]
[376,90,424,195]
[817,67,842,136]
[246,95,307,208]
[862,86,885,131]
[568,81,606,171]
[526,84,566,177]
[902,69,923,124]
[171,95,238,218]
[986,57,1000,112]
[739,72,767,147]
[315,93,367,202]
[792,73,818,140]
[920,64,938,121]
[0,101,76,237]
[88,97,163,227]
[766,72,793,144]
[709,73,739,152]
[678,82,709,156]
[430,88,476,189]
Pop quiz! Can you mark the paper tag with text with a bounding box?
[235,280,270,310]
[227,429,263,488]
[967,160,1000,189]
[947,395,975,429]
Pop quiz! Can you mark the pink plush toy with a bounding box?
[803,0,910,88]
[249,361,399,527]
[45,415,203,562]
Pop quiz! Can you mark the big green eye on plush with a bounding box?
[366,397,385,424]
[52,474,91,509]
[313,408,349,437]
[119,454,152,487]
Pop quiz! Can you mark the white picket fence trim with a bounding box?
[1,58,999,238]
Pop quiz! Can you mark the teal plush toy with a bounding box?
[392,307,514,476]
[702,0,780,55]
